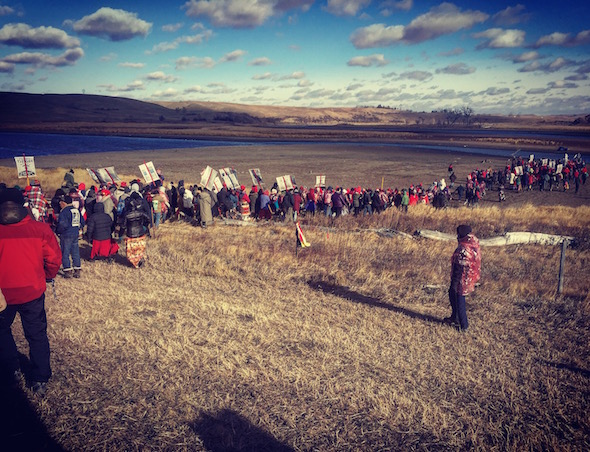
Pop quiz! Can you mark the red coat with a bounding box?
[0,215,62,305]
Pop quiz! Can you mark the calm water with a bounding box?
[0,131,586,161]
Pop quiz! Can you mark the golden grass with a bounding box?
[4,205,589,451]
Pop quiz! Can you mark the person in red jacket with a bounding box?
[0,187,62,396]
[445,224,481,331]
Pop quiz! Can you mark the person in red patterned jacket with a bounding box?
[445,224,481,331]
[0,187,62,396]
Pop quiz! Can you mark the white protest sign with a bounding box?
[219,167,239,189]
[249,169,263,187]
[94,167,122,185]
[139,161,160,185]
[529,154,534,162]
[212,176,224,193]
[556,164,563,174]
[276,175,295,192]
[439,178,447,190]
[200,166,218,191]
[315,175,326,187]
[86,168,100,183]
[541,158,548,166]
[548,160,556,169]
[515,166,523,176]
[14,156,36,178]
[564,153,568,163]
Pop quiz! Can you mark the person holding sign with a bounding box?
[0,188,62,395]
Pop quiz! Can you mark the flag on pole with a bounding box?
[296,222,310,248]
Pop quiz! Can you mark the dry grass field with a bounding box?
[1,146,590,451]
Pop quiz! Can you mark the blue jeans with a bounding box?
[0,294,51,383]
[449,287,468,330]
[154,212,162,228]
[60,234,81,270]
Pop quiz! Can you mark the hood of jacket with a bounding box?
[0,202,28,225]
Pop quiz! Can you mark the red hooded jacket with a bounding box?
[451,234,481,296]
[0,206,62,305]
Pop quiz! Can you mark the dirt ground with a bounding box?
[4,142,588,209]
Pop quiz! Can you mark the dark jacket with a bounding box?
[56,205,84,237]
[86,202,114,241]
[121,193,151,238]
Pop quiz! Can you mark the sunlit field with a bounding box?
[1,150,589,450]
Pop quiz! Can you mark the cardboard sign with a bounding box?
[249,169,263,187]
[276,175,295,192]
[200,166,218,191]
[212,176,224,193]
[315,175,326,188]
[219,167,239,189]
[14,156,36,178]
[139,161,160,185]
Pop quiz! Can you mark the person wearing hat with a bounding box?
[0,187,62,395]
[446,224,481,331]
[56,195,85,278]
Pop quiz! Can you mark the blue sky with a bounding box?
[0,1,589,114]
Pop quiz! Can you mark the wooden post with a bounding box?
[557,240,567,294]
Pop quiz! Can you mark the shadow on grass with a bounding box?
[190,409,293,452]
[308,280,447,325]
[543,361,590,378]
[1,355,64,451]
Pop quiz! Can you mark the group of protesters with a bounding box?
[0,152,587,275]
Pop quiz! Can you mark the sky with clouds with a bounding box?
[0,1,589,115]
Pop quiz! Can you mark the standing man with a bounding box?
[446,224,481,331]
[56,195,84,278]
[0,188,62,395]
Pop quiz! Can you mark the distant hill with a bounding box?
[0,91,588,130]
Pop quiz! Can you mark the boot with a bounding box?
[73,269,81,279]
[62,269,73,278]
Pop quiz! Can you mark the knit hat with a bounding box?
[78,183,86,190]
[0,187,25,205]
[131,183,140,192]
[457,224,472,238]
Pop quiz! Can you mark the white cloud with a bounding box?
[279,71,306,80]
[492,4,531,26]
[183,0,314,28]
[435,62,476,75]
[70,7,152,41]
[480,87,510,96]
[325,0,371,17]
[252,72,273,80]
[351,3,488,48]
[0,23,80,48]
[437,47,464,57]
[473,28,525,49]
[518,57,575,73]
[119,62,145,68]
[0,61,15,72]
[2,47,84,68]
[249,57,272,66]
[0,6,15,16]
[347,54,389,67]
[219,49,246,62]
[147,30,213,54]
[534,30,590,48]
[398,70,432,81]
[146,71,177,83]
[512,51,539,63]
[162,22,184,32]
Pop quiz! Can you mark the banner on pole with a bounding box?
[14,156,36,178]
[249,169,263,187]
[514,166,523,176]
[296,222,310,248]
[219,167,239,189]
[276,175,295,192]
[315,175,326,188]
[139,161,160,185]
[200,165,218,191]
[86,168,100,183]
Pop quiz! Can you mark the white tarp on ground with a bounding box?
[416,230,575,246]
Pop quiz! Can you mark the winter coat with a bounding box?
[199,189,214,225]
[0,202,61,305]
[121,193,151,238]
[56,205,84,237]
[450,234,481,296]
[86,203,114,242]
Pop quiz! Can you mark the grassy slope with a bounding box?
[3,202,590,450]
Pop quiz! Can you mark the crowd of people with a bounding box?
[0,153,586,274]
